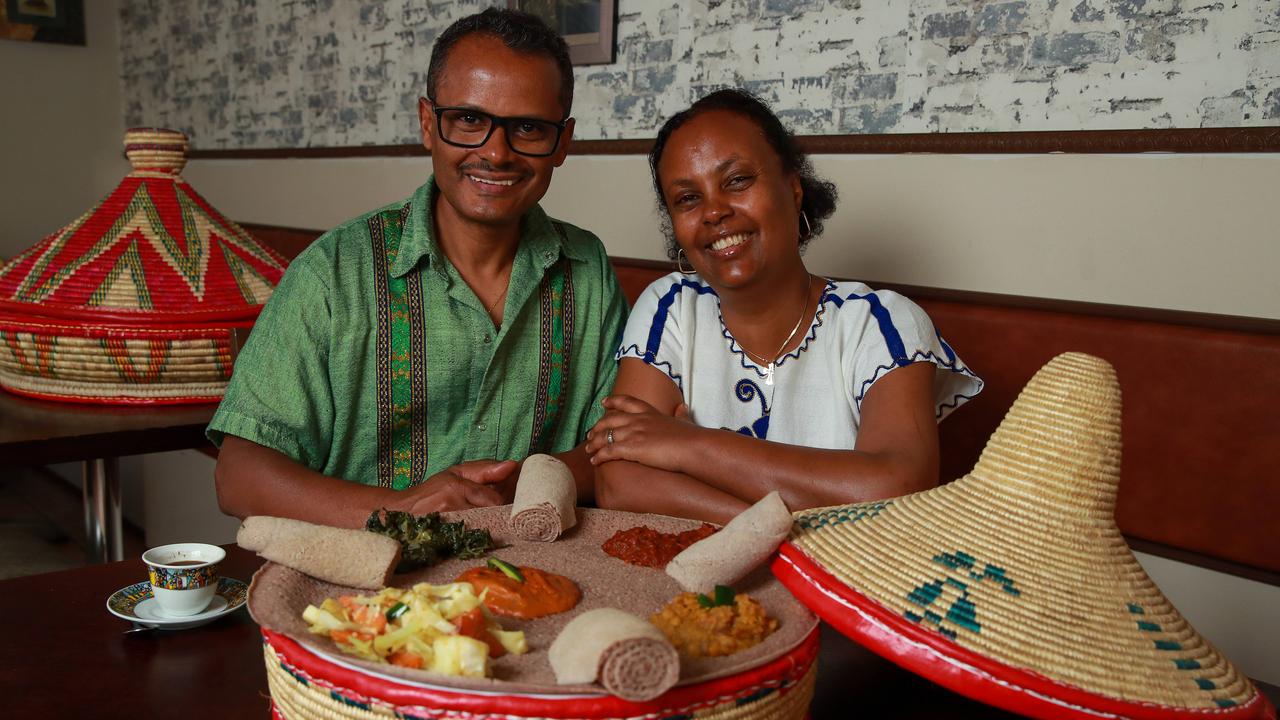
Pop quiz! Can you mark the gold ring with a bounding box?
[606,429,614,445]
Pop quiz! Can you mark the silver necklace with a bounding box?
[741,274,813,386]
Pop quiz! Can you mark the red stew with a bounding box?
[602,524,718,568]
[455,566,581,620]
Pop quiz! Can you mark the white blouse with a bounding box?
[617,272,983,448]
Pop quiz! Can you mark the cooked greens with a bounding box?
[365,509,496,572]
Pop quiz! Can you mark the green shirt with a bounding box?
[208,178,627,488]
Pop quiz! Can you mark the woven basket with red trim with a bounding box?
[262,627,818,720]
[0,128,286,404]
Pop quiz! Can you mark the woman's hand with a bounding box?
[586,394,701,472]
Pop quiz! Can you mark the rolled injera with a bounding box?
[666,491,792,593]
[548,608,679,701]
[509,453,576,542]
[237,515,401,590]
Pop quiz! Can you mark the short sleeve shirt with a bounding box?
[208,178,627,487]
[618,272,982,448]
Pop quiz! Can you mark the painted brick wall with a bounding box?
[120,0,1280,149]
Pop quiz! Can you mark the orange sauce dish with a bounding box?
[455,566,581,620]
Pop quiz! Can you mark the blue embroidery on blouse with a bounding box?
[645,278,717,364]
[618,277,718,390]
[720,278,833,380]
[726,378,771,439]
[936,328,957,365]
[856,350,985,418]
[826,289,910,366]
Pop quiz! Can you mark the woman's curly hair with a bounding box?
[648,88,838,260]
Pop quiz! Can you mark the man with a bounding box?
[208,8,627,527]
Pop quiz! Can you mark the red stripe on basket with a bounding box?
[262,626,818,719]
[771,544,1276,720]
[101,338,170,383]
[3,332,55,376]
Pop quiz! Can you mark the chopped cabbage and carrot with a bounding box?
[302,582,527,677]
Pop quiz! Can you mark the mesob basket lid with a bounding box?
[0,128,285,324]
[773,352,1275,720]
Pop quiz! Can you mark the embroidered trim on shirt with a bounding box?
[856,350,985,418]
[371,203,429,490]
[370,211,393,489]
[403,204,427,487]
[826,288,910,364]
[720,277,833,381]
[528,223,576,454]
[626,276,718,390]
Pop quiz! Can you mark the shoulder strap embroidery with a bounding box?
[369,203,427,490]
[528,222,575,454]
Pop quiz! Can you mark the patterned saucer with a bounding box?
[106,577,247,630]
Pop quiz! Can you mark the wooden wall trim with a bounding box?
[191,126,1279,160]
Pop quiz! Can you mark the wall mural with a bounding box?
[119,0,1280,150]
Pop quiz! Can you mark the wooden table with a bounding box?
[0,389,215,562]
[0,545,1086,719]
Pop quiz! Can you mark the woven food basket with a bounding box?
[0,128,286,404]
[773,352,1276,720]
[252,507,819,720]
[263,628,817,720]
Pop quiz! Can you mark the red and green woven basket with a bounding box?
[0,128,286,404]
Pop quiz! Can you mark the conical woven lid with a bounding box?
[0,128,286,323]
[774,352,1274,720]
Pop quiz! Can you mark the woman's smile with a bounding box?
[707,232,751,253]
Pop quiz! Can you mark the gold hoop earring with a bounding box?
[676,248,696,275]
[799,210,813,240]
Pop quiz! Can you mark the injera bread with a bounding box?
[549,608,679,700]
[249,505,816,695]
[667,491,792,593]
[237,515,401,590]
[508,453,576,542]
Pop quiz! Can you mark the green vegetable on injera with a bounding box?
[365,509,496,572]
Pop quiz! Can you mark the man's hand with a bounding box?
[585,394,698,471]
[399,459,518,515]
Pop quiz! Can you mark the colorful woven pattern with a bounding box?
[262,627,817,720]
[774,352,1274,720]
[0,128,286,404]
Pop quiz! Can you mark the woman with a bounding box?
[584,89,983,524]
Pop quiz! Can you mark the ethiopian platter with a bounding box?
[246,501,818,720]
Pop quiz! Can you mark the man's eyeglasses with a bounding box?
[429,101,568,157]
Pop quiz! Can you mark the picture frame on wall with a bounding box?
[1,0,85,46]
[508,0,616,66]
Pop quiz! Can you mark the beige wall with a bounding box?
[0,0,128,260]
[185,152,1280,320]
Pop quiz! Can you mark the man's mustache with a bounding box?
[459,161,529,177]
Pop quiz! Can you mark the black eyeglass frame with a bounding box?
[428,100,569,158]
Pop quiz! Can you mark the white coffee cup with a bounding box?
[142,543,225,616]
